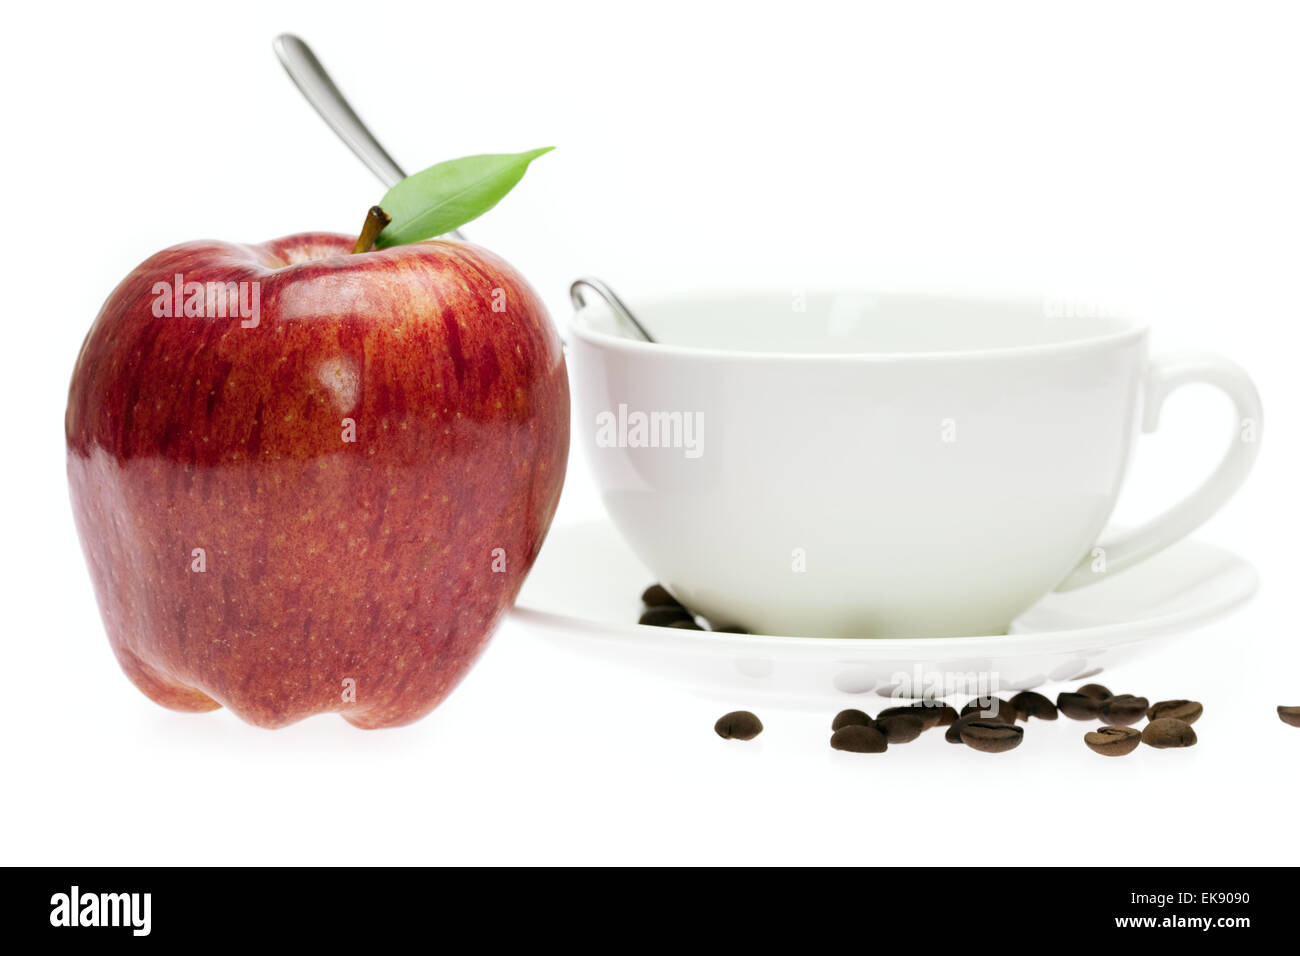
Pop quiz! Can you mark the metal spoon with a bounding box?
[272,33,464,240]
[272,33,654,341]
[569,278,656,343]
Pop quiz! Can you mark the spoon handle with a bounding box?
[273,34,407,188]
[273,34,467,241]
[570,278,656,343]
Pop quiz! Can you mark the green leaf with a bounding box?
[374,147,554,247]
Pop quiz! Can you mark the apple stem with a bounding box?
[352,206,392,254]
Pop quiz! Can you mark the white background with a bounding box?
[1,0,1296,865]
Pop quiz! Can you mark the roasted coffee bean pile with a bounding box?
[638,584,701,630]
[879,702,959,728]
[654,575,1297,751]
[829,704,941,751]
[1054,683,1200,756]
[944,696,1029,753]
[825,696,1025,754]
[714,686,1300,753]
[639,583,747,633]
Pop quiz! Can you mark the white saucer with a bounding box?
[510,520,1259,704]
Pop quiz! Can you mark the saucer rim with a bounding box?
[510,531,1259,661]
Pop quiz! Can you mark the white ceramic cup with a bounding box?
[568,292,1262,638]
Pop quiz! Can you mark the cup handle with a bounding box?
[1054,352,1262,591]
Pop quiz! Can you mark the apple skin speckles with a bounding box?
[66,233,569,729]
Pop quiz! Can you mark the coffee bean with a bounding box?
[961,697,1017,725]
[1077,683,1113,701]
[831,708,872,731]
[1010,691,1058,721]
[714,711,763,740]
[959,719,1024,754]
[641,584,683,608]
[639,605,691,627]
[875,714,925,744]
[1278,706,1300,728]
[945,716,971,743]
[931,704,959,727]
[1084,725,1142,757]
[1100,694,1150,726]
[1141,717,1197,749]
[1057,692,1103,720]
[877,704,929,727]
[946,713,1000,743]
[1147,700,1203,725]
[831,724,888,753]
[878,702,954,730]
[666,618,703,630]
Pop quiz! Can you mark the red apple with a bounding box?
[66,233,569,728]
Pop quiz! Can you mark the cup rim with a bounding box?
[570,289,1149,363]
